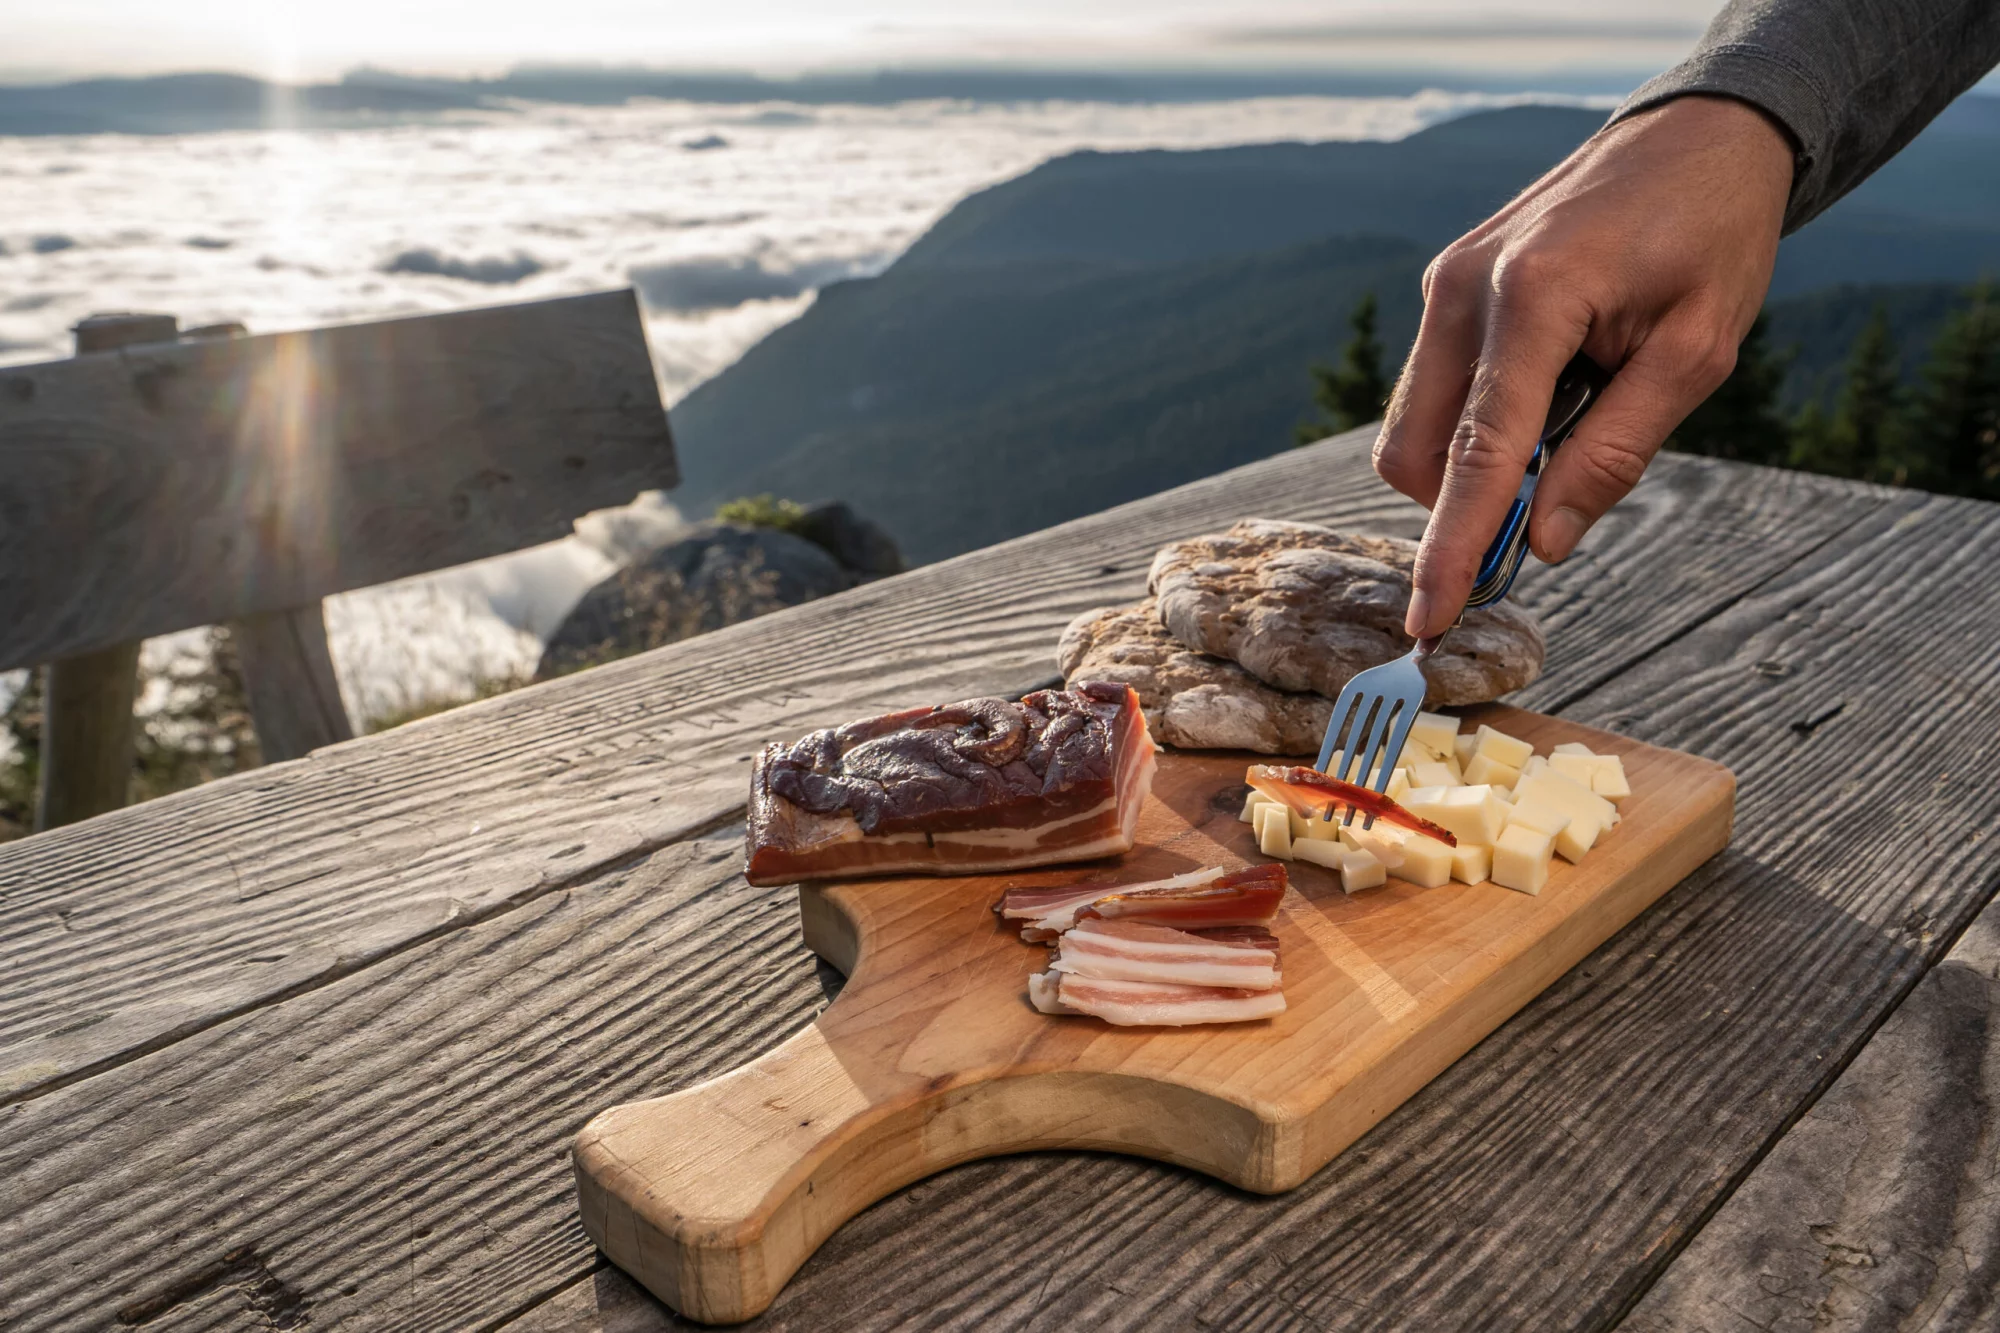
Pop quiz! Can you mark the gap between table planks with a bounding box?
[576,707,1733,1324]
[0,439,1878,1108]
[3,479,1996,1331]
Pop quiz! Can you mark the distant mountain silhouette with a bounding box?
[0,67,1649,136]
[670,100,2000,562]
[0,72,488,135]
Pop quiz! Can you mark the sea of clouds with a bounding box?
[0,90,1602,727]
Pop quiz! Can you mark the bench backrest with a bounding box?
[0,288,677,670]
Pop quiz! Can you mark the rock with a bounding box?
[795,502,904,578]
[1057,600,1333,754]
[537,522,856,678]
[1147,518,1544,707]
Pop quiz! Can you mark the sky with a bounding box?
[6,1,1718,83]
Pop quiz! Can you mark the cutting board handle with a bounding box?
[573,1017,935,1324]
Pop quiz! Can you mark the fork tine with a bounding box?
[1338,694,1383,786]
[1340,696,1394,825]
[1315,684,1364,775]
[1379,706,1417,790]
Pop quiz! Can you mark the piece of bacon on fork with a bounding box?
[1244,764,1457,845]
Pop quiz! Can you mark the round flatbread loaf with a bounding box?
[1147,518,1544,706]
[1056,600,1333,754]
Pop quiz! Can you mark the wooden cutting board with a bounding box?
[573,703,1733,1323]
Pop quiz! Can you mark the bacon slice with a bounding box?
[1029,972,1287,1026]
[744,682,1157,885]
[1050,919,1281,990]
[998,863,1285,941]
[1245,764,1457,846]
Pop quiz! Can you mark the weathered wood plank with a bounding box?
[0,440,1880,1108]
[0,289,676,670]
[5,473,1979,1330]
[0,834,816,1331]
[230,602,355,761]
[1624,895,2000,1332]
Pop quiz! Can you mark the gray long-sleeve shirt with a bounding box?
[1613,0,2000,233]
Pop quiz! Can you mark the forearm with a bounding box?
[1612,0,2000,232]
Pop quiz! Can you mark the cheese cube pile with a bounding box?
[1240,712,1629,896]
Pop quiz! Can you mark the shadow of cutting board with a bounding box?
[573,703,1734,1323]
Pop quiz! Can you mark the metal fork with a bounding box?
[1315,352,1611,826]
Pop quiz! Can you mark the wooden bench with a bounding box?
[0,290,676,829]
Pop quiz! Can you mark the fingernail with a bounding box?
[1543,506,1590,562]
[1405,589,1432,638]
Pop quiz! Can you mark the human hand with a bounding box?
[1373,94,1795,638]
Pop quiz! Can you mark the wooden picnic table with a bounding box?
[4,425,1997,1331]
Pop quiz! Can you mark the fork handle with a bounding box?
[1465,353,1612,609]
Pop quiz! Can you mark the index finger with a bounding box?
[1407,292,1586,638]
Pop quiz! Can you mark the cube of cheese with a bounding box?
[1491,783,1517,805]
[1506,802,1570,840]
[1462,753,1522,790]
[1520,754,1549,780]
[1289,808,1311,841]
[1550,807,1601,863]
[1552,741,1597,758]
[1404,784,1509,847]
[1293,837,1344,872]
[1548,753,1601,787]
[1514,770,1617,831]
[1340,846,1387,893]
[1395,737,1439,766]
[1398,833,1454,888]
[1450,842,1491,885]
[1346,822,1407,869]
[1454,734,1478,768]
[1256,804,1294,859]
[1386,768,1413,803]
[1474,724,1535,770]
[1491,823,1554,895]
[1591,756,1631,804]
[1239,789,1271,823]
[1409,760,1457,789]
[1409,711,1460,759]
[1301,810,1342,841]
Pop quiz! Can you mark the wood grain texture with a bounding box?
[0,439,1879,1110]
[1625,897,2000,1332]
[578,714,1733,1323]
[230,602,355,761]
[0,289,676,669]
[0,833,821,1332]
[2,480,1991,1333]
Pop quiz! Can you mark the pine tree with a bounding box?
[1297,292,1390,444]
[1899,282,2000,499]
[1666,313,1792,464]
[1790,305,1902,481]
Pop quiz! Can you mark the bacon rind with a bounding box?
[994,866,1226,921]
[1076,865,1285,930]
[1245,765,1458,847]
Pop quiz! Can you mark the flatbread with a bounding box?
[1146,519,1544,706]
[1057,601,1333,755]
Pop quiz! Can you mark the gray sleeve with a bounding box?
[1610,0,2000,233]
